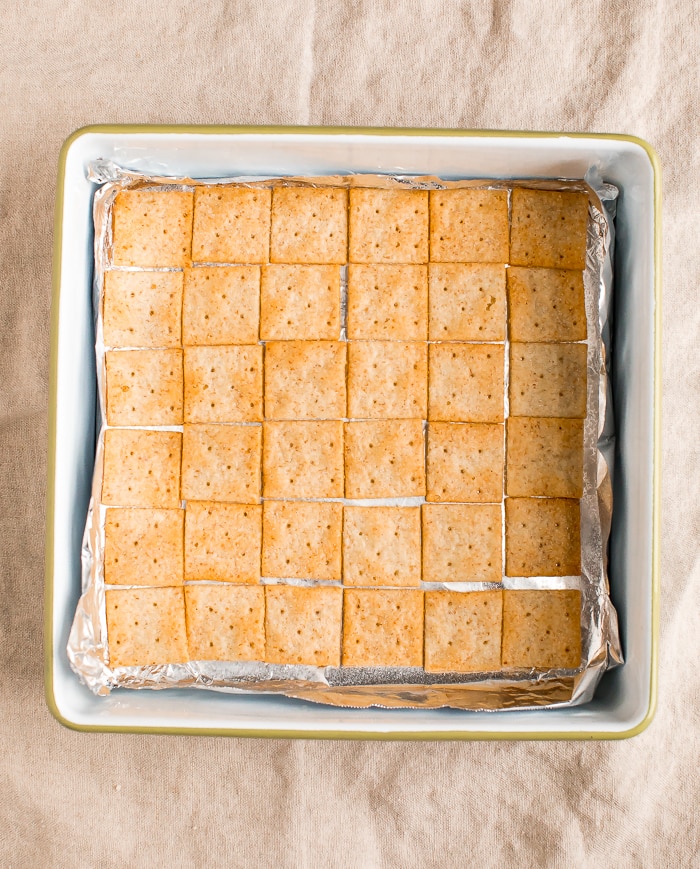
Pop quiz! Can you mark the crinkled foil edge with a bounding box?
[67,162,622,709]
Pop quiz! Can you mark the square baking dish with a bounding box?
[46,125,660,739]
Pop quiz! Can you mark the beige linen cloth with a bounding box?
[1,2,698,866]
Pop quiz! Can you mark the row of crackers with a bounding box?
[103,263,586,348]
[106,584,582,673]
[104,339,587,427]
[105,499,581,588]
[111,186,588,270]
[101,419,583,505]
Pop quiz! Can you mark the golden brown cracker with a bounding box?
[265,585,343,666]
[182,265,260,346]
[347,264,428,340]
[344,419,425,499]
[185,501,262,583]
[342,589,424,668]
[349,188,428,264]
[270,187,347,264]
[103,270,183,349]
[105,349,183,426]
[506,417,584,498]
[102,428,181,508]
[112,189,193,268]
[262,420,343,499]
[184,344,263,424]
[428,342,504,423]
[428,263,506,342]
[505,498,581,577]
[507,267,586,343]
[347,341,427,419]
[422,503,502,583]
[260,264,341,340]
[343,506,421,587]
[192,186,271,264]
[424,590,503,673]
[185,584,265,662]
[104,508,184,587]
[262,500,343,580]
[426,422,504,503]
[509,342,587,419]
[105,586,188,667]
[501,589,582,669]
[510,189,588,270]
[429,189,509,263]
[181,424,261,503]
[264,341,346,420]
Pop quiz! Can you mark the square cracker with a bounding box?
[262,420,343,499]
[428,263,506,341]
[262,501,342,580]
[510,189,589,270]
[264,341,346,420]
[506,417,583,498]
[343,506,421,587]
[102,429,181,508]
[501,589,582,669]
[347,341,427,419]
[185,584,265,662]
[112,189,193,268]
[429,343,504,423]
[182,266,260,345]
[103,270,183,349]
[344,420,425,499]
[184,345,263,423]
[507,267,586,343]
[342,589,424,668]
[505,498,581,577]
[181,424,261,503]
[270,187,347,264]
[106,349,183,426]
[427,422,504,503]
[192,186,271,264]
[260,265,341,340]
[422,503,502,583]
[347,264,428,340]
[349,188,428,264]
[265,585,342,666]
[106,586,188,668]
[509,343,587,418]
[429,189,509,263]
[185,501,262,583]
[424,590,503,673]
[105,508,184,587]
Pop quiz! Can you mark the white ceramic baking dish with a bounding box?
[45,126,660,739]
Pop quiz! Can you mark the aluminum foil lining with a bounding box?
[67,162,622,710]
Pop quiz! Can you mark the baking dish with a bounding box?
[45,125,660,739]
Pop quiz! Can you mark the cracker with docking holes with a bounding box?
[184,344,263,424]
[343,506,421,587]
[102,428,181,509]
[103,270,183,349]
[182,265,260,346]
[262,500,342,581]
[104,508,184,587]
[344,419,425,499]
[422,503,502,583]
[264,341,346,420]
[185,501,262,584]
[501,589,582,669]
[265,585,343,667]
[342,588,424,668]
[349,188,428,264]
[428,263,506,342]
[347,264,428,340]
[192,186,271,264]
[185,584,265,662]
[260,264,341,340]
[181,423,261,503]
[424,590,503,673]
[430,189,509,263]
[112,189,193,268]
[106,586,188,668]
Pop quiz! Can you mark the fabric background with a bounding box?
[1,2,698,866]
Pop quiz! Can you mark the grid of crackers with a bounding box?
[100,180,587,681]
